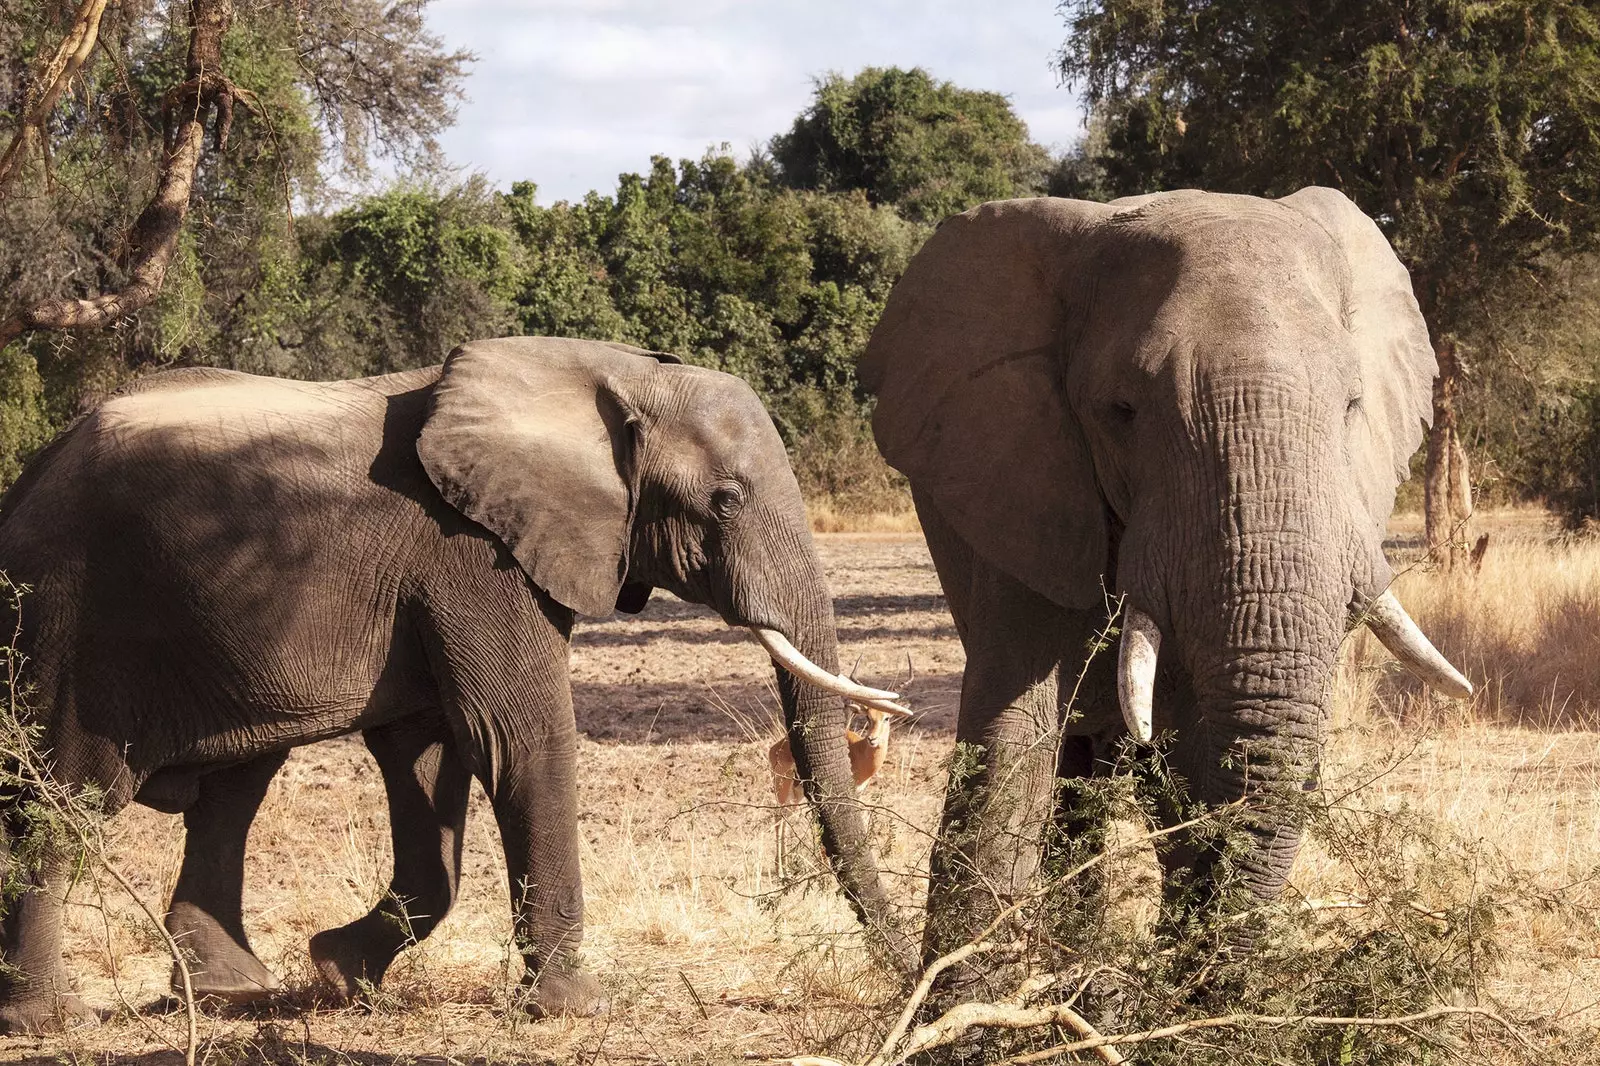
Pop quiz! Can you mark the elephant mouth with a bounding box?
[1115,591,1471,741]
[747,627,912,717]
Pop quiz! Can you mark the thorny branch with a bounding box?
[1,577,199,1065]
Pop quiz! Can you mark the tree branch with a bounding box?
[0,0,110,193]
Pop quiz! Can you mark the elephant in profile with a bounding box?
[0,337,909,1033]
[855,188,1472,991]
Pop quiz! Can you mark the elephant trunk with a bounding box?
[1140,378,1355,911]
[771,591,918,973]
[724,508,916,974]
[1166,518,1349,910]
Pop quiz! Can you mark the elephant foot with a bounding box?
[520,963,607,1020]
[174,954,282,1006]
[165,902,282,1005]
[309,923,397,1002]
[0,992,97,1035]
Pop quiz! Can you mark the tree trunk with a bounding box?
[1424,339,1472,572]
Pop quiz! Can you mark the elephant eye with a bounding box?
[710,483,747,520]
[1346,395,1363,421]
[1108,400,1138,423]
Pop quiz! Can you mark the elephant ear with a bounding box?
[860,198,1115,610]
[416,337,680,618]
[1281,187,1437,532]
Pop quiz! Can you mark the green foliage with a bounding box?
[1455,252,1600,521]
[771,66,1052,222]
[1059,0,1600,326]
[502,152,928,446]
[934,759,1522,1064]
[0,348,53,491]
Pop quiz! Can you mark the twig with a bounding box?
[865,939,1022,1066]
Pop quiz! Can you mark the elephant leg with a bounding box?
[916,493,1073,991]
[422,602,605,1020]
[310,715,470,1000]
[165,751,289,1004]
[472,722,602,1019]
[0,819,96,1034]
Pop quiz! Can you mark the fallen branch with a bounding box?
[996,1003,1531,1064]
[768,1003,1523,1066]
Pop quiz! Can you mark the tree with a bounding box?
[771,66,1051,223]
[0,0,469,471]
[1059,0,1600,568]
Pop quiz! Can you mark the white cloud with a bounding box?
[425,0,1085,203]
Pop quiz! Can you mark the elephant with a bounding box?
[854,188,1473,994]
[0,336,911,1034]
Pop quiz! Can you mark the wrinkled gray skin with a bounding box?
[0,337,907,1034]
[859,189,1440,992]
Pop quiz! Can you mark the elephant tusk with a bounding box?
[1117,606,1160,743]
[1362,590,1474,699]
[749,627,913,717]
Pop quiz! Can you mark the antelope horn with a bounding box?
[1117,606,1160,743]
[749,627,913,717]
[1363,590,1473,699]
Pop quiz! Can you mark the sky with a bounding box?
[422,0,1086,204]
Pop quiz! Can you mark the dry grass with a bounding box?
[806,498,920,534]
[5,519,1600,1063]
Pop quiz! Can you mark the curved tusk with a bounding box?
[1117,607,1160,743]
[1363,591,1473,699]
[750,627,913,717]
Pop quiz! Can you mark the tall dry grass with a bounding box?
[1348,529,1600,727]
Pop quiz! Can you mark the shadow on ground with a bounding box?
[572,671,961,743]
[573,592,952,649]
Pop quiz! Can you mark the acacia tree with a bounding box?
[1059,0,1600,568]
[0,0,468,431]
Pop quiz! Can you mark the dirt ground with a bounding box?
[3,529,1599,1064]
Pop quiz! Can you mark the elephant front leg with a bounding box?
[164,751,289,1004]
[923,628,1076,1004]
[475,723,604,1019]
[310,716,471,1000]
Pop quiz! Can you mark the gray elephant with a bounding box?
[855,188,1472,990]
[0,337,910,1034]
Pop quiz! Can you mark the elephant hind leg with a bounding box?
[310,715,470,1001]
[0,819,98,1034]
[165,751,289,1004]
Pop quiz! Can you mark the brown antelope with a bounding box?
[769,701,896,871]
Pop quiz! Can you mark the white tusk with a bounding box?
[1117,607,1160,743]
[750,627,913,717]
[1363,591,1473,699]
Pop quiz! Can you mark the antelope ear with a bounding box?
[416,337,677,618]
[1281,187,1437,532]
[859,198,1115,610]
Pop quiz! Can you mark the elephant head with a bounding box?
[860,190,1468,908]
[415,337,914,966]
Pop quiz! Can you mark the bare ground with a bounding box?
[3,528,1599,1064]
